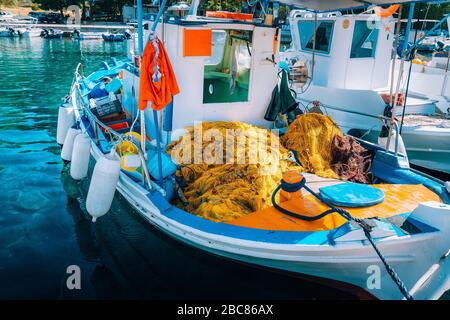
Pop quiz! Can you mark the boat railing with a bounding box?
[378,115,401,156]
[308,100,404,157]
[71,67,158,193]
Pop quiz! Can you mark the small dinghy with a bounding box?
[0,27,14,37]
[0,26,29,37]
[102,30,132,42]
[58,1,450,300]
[41,29,63,39]
[72,29,102,40]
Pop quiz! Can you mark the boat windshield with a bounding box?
[350,21,379,58]
[298,20,334,54]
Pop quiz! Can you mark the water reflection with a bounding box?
[60,167,356,300]
[0,35,355,300]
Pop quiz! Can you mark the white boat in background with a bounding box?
[0,10,13,22]
[57,0,450,301]
[283,9,450,174]
[0,26,31,38]
[0,27,14,37]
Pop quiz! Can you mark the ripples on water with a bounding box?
[0,37,357,300]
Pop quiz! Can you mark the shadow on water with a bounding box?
[60,162,357,300]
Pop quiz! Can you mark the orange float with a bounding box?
[206,11,253,21]
[374,4,400,18]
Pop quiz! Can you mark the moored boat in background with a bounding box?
[72,29,102,40]
[41,28,63,39]
[283,8,450,174]
[102,30,132,42]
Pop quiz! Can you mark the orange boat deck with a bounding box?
[227,183,440,232]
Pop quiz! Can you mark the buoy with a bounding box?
[374,4,400,18]
[61,126,81,162]
[70,134,91,180]
[56,105,74,145]
[86,155,121,222]
[378,130,407,156]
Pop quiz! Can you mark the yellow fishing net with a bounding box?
[167,121,303,222]
[281,113,343,179]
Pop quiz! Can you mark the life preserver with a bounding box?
[374,4,400,18]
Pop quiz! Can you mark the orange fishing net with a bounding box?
[167,121,302,222]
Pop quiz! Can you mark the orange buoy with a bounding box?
[374,4,400,18]
[280,171,304,203]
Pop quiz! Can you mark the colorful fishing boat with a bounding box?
[57,0,450,300]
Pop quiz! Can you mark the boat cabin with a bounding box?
[122,15,279,138]
[288,11,395,90]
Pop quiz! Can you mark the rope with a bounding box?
[362,228,414,300]
[271,176,414,300]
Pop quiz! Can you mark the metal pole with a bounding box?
[137,0,143,55]
[388,5,403,108]
[188,0,200,17]
[153,110,164,185]
[403,3,415,54]
[387,4,414,151]
[151,0,167,32]
[400,4,420,134]
[311,13,317,81]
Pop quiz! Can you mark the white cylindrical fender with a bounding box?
[378,130,408,157]
[61,127,81,162]
[86,155,121,222]
[56,106,74,145]
[70,134,91,180]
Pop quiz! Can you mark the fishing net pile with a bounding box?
[330,135,373,184]
[167,121,302,222]
[281,113,372,183]
[281,113,343,179]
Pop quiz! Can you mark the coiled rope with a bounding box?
[271,176,414,300]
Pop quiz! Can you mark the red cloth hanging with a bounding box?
[138,36,180,111]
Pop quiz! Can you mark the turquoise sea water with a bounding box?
[0,36,372,300]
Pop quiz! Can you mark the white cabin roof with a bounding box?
[278,0,444,11]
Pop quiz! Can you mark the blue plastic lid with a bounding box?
[319,182,384,208]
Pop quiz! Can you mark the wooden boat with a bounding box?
[58,0,450,300]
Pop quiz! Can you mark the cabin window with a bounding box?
[298,20,334,54]
[203,30,252,104]
[350,21,379,58]
[205,30,227,66]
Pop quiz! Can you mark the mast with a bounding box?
[188,0,200,17]
[137,0,144,55]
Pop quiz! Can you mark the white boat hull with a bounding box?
[68,84,450,300]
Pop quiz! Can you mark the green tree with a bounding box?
[31,0,82,15]
[0,0,18,7]
[203,0,242,12]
